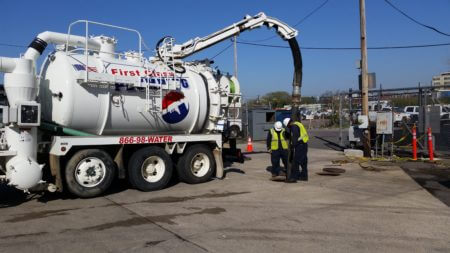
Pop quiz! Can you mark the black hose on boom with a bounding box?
[155,36,186,74]
[155,36,170,62]
[288,38,303,122]
[286,37,303,182]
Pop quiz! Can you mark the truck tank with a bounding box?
[217,74,242,138]
[38,36,237,135]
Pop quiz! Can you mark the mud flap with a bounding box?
[213,148,224,179]
[49,154,63,192]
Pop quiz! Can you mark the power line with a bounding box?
[0,40,234,60]
[211,43,233,59]
[3,39,449,54]
[0,40,235,60]
[241,0,331,43]
[384,0,450,37]
[236,41,450,50]
[237,42,288,48]
[293,0,330,27]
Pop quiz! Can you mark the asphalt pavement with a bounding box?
[1,139,449,252]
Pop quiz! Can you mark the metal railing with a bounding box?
[66,20,143,82]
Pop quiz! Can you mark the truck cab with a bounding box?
[404,106,419,116]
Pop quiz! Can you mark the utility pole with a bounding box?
[339,94,343,147]
[233,36,238,77]
[359,0,371,157]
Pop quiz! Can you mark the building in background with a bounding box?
[432,72,450,98]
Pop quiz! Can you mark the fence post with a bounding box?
[412,125,417,160]
[339,94,343,147]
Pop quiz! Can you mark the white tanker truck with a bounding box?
[0,13,301,198]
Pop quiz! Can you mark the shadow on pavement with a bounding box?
[400,161,450,207]
[314,136,346,151]
[242,151,269,155]
[224,168,245,177]
[0,185,32,208]
[1,155,245,206]
[0,177,162,207]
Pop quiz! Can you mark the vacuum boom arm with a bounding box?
[158,12,298,59]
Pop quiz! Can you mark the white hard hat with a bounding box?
[274,121,283,131]
[283,118,291,127]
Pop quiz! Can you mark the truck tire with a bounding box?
[65,149,116,198]
[128,146,173,191]
[228,125,241,139]
[177,144,215,184]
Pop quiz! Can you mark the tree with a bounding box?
[246,91,325,109]
[390,97,417,107]
[246,98,261,107]
[261,91,291,108]
[301,96,317,104]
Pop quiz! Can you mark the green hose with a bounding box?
[229,79,236,94]
[40,122,95,136]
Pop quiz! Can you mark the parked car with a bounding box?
[439,105,450,118]
[404,106,419,117]
[304,110,314,120]
[314,110,328,118]
[391,107,409,124]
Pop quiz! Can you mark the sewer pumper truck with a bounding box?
[0,13,302,198]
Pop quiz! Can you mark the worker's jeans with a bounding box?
[271,149,288,176]
[292,143,308,180]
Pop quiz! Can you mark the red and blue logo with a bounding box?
[72,64,98,72]
[162,91,189,124]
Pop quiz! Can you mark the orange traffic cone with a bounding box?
[246,136,253,152]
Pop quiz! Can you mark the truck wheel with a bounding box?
[177,145,215,184]
[228,125,241,139]
[128,146,173,191]
[65,149,116,198]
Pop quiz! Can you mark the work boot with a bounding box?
[270,175,285,181]
[285,178,297,183]
[279,170,287,177]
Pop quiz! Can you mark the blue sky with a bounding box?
[0,0,449,98]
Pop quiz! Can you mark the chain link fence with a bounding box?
[342,85,450,155]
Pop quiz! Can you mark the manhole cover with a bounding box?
[316,172,341,176]
[323,167,346,174]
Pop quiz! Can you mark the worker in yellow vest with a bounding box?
[283,117,309,182]
[266,121,288,180]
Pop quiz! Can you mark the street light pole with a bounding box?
[359,0,371,157]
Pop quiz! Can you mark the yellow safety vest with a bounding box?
[293,121,309,143]
[270,128,288,150]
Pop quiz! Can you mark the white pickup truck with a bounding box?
[404,105,449,118]
[404,106,419,117]
[392,107,409,123]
